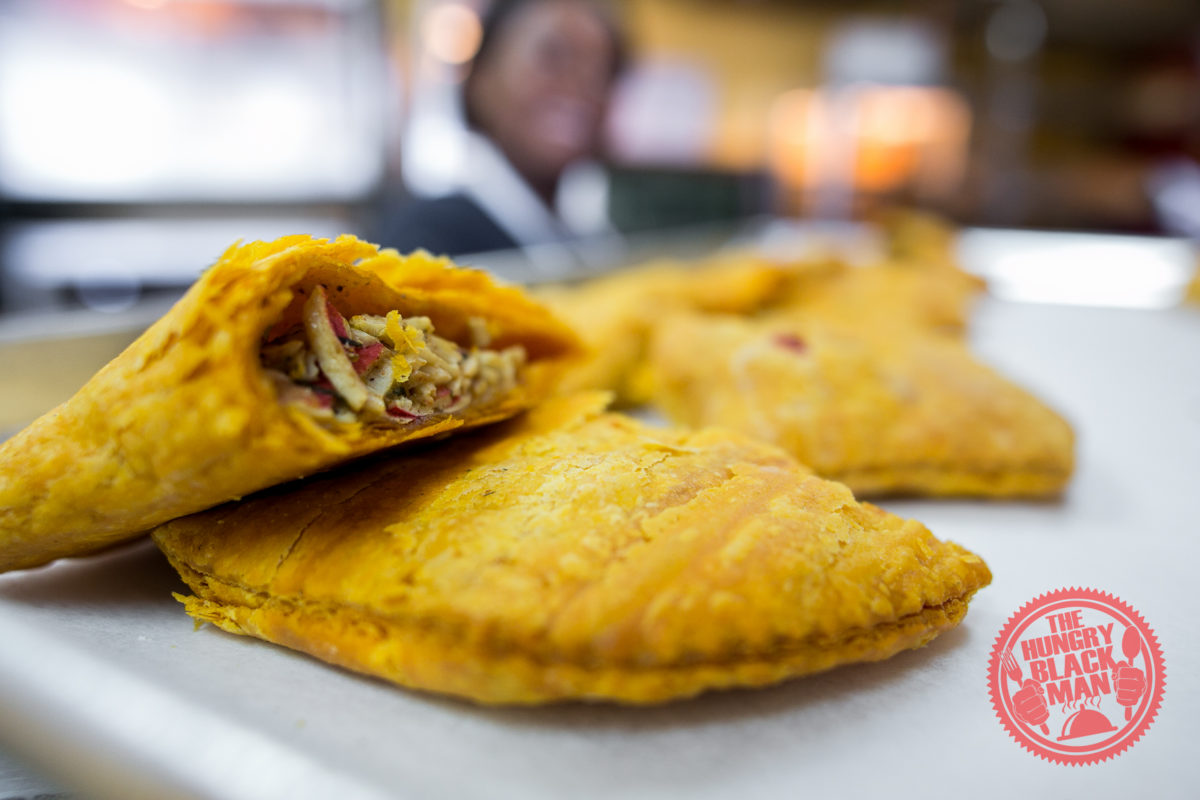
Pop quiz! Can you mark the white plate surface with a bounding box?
[1,298,1197,800]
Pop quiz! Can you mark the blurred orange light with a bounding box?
[856,140,917,192]
[422,3,483,66]
[858,87,932,145]
[767,88,815,186]
[856,87,924,191]
[766,84,970,201]
[124,0,168,9]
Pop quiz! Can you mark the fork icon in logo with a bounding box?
[1002,649,1051,735]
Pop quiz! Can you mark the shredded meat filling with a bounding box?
[261,285,526,424]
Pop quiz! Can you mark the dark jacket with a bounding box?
[371,192,517,257]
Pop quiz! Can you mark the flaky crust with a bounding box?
[154,393,991,705]
[540,245,980,408]
[650,313,1074,497]
[772,260,984,335]
[537,254,800,404]
[0,236,582,572]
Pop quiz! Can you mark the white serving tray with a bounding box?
[1,298,1197,800]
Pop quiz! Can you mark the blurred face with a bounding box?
[467,0,617,194]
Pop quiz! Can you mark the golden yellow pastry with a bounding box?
[639,252,807,314]
[759,208,983,335]
[775,210,984,335]
[773,259,985,335]
[538,253,800,403]
[1185,261,1200,305]
[535,277,656,405]
[877,207,962,267]
[154,393,991,705]
[0,235,581,573]
[650,312,1073,497]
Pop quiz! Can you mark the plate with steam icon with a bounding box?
[1056,627,1143,741]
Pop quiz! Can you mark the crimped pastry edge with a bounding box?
[831,463,1073,498]
[162,551,981,705]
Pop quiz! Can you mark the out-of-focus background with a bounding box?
[2,5,1200,798]
[1,0,1199,314]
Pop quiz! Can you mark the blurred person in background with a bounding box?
[374,0,625,258]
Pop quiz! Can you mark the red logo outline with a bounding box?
[987,587,1165,765]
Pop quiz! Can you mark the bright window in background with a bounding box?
[398,0,484,197]
[0,0,387,203]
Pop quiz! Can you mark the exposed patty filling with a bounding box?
[261,285,526,424]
